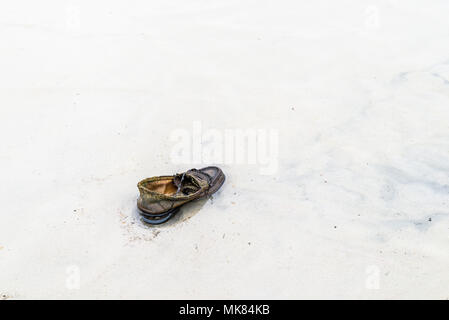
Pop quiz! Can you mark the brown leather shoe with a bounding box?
[137,166,225,224]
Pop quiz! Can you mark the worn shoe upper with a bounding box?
[137,166,225,215]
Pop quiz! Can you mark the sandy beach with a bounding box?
[1,0,449,299]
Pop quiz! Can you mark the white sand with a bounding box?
[1,0,449,299]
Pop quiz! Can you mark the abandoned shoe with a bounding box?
[137,166,225,224]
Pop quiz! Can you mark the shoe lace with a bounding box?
[174,172,186,196]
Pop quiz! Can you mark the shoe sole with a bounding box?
[139,207,180,225]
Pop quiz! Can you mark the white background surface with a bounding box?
[1,0,449,299]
